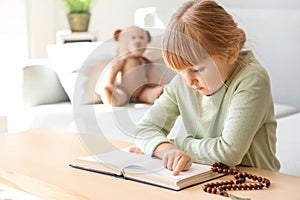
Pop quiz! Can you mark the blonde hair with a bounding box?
[162,0,246,70]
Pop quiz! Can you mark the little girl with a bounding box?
[131,0,280,175]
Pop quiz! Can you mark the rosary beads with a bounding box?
[202,162,271,198]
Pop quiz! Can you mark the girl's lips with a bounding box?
[196,87,204,91]
[192,85,203,90]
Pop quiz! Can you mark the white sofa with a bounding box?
[9,32,177,142]
[276,113,300,176]
[8,6,300,176]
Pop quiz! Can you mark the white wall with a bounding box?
[26,0,55,59]
[26,0,300,58]
[217,0,300,9]
[25,0,300,107]
[0,0,27,115]
[216,0,300,107]
[26,0,184,58]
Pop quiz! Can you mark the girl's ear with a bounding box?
[227,46,239,64]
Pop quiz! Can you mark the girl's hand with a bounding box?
[154,143,192,176]
[129,146,144,154]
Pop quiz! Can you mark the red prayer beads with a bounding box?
[202,162,271,197]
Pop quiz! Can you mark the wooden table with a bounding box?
[0,127,299,200]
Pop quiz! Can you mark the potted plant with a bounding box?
[63,0,93,32]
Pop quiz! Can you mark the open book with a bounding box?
[69,147,224,191]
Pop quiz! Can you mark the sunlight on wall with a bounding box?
[134,7,165,28]
[0,0,27,115]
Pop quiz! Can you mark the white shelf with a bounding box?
[56,30,97,44]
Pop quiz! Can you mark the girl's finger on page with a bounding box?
[172,152,184,172]
[183,158,192,171]
[163,153,174,170]
[129,146,136,153]
[173,156,191,176]
[129,146,143,154]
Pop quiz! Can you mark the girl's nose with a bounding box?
[191,79,198,86]
[184,71,198,87]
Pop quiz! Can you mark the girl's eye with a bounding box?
[132,36,136,39]
[140,36,144,40]
[192,67,205,73]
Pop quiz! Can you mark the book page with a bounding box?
[78,147,152,172]
[124,158,212,180]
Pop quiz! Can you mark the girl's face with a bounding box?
[180,55,228,96]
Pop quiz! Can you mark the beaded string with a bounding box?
[202,162,271,198]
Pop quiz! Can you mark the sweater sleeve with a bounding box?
[134,76,180,155]
[174,70,273,166]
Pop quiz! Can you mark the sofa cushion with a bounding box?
[47,42,105,105]
[22,64,69,107]
[274,104,300,118]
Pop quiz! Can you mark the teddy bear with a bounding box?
[100,25,164,106]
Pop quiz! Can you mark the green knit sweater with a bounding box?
[134,51,280,171]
